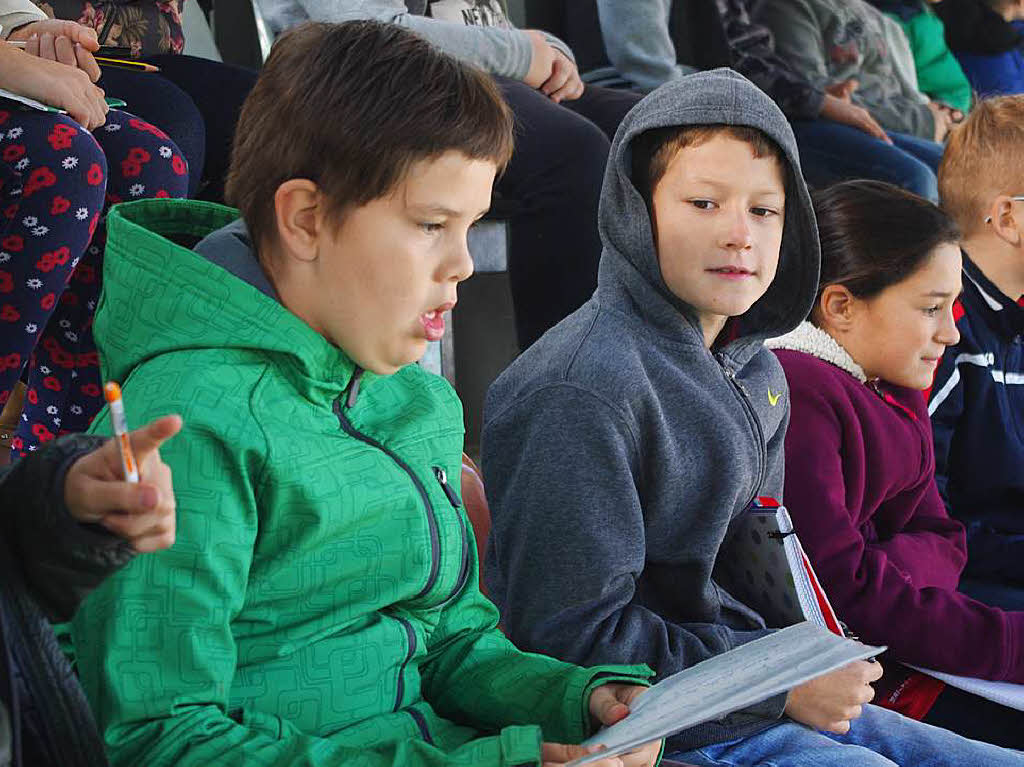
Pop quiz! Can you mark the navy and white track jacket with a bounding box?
[929,252,1024,583]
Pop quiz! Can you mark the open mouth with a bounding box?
[419,301,455,342]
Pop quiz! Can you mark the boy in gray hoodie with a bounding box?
[481,69,1024,765]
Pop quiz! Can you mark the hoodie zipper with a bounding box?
[719,356,767,509]
[333,370,441,601]
[434,467,470,602]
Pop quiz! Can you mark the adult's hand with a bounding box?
[64,414,183,553]
[523,29,557,89]
[541,49,584,103]
[8,20,101,82]
[523,31,584,102]
[0,43,107,128]
[825,78,858,102]
[785,660,883,734]
[927,101,954,143]
[819,91,893,145]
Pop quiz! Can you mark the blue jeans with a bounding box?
[667,703,1024,765]
[790,120,943,202]
[960,577,1024,612]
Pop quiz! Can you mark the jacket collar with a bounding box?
[766,321,868,382]
[962,250,1024,337]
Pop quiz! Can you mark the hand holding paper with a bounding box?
[566,623,883,766]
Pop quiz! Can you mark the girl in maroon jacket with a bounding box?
[768,179,1024,748]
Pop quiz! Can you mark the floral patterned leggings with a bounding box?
[0,108,188,460]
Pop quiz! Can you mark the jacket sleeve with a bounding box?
[927,335,1024,581]
[482,383,774,678]
[0,0,46,38]
[901,10,973,112]
[783,381,1024,682]
[595,0,686,92]
[735,0,825,119]
[70,411,549,767]
[420,484,653,746]
[0,433,134,622]
[857,9,937,137]
[882,14,929,106]
[293,0,548,79]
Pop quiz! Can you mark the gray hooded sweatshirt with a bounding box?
[481,68,821,751]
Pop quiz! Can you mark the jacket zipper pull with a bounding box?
[433,467,462,508]
[345,368,363,409]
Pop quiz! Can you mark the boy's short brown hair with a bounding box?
[226,21,515,249]
[939,94,1024,237]
[631,124,785,211]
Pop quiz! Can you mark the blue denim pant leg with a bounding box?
[960,576,1024,612]
[667,704,1024,766]
[790,120,941,202]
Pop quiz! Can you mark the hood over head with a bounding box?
[596,68,820,363]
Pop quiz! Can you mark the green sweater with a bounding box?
[890,3,972,113]
[70,199,652,767]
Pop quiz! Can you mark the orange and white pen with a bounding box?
[104,382,138,483]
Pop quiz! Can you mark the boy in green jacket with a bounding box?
[68,20,660,767]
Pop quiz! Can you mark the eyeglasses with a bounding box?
[984,196,1024,224]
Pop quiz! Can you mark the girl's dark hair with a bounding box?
[812,180,960,314]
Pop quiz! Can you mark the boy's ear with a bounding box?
[818,284,858,333]
[273,179,323,263]
[987,196,1023,248]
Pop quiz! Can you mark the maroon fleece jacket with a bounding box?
[776,348,1024,682]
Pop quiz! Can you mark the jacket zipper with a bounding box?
[405,705,434,744]
[719,357,767,509]
[333,371,441,601]
[434,467,471,602]
[392,616,417,713]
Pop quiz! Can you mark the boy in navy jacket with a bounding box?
[934,95,1024,606]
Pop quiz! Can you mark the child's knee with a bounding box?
[94,111,190,200]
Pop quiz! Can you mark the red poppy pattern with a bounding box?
[1,109,188,460]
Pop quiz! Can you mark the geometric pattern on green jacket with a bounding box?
[70,199,652,766]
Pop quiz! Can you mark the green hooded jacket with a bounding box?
[70,199,653,767]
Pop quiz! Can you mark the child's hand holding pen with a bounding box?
[64,396,183,554]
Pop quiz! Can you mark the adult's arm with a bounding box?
[861,10,937,137]
[724,0,825,119]
[0,433,133,622]
[594,0,684,92]
[297,0,573,80]
[784,379,1024,682]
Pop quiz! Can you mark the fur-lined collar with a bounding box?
[766,321,868,382]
